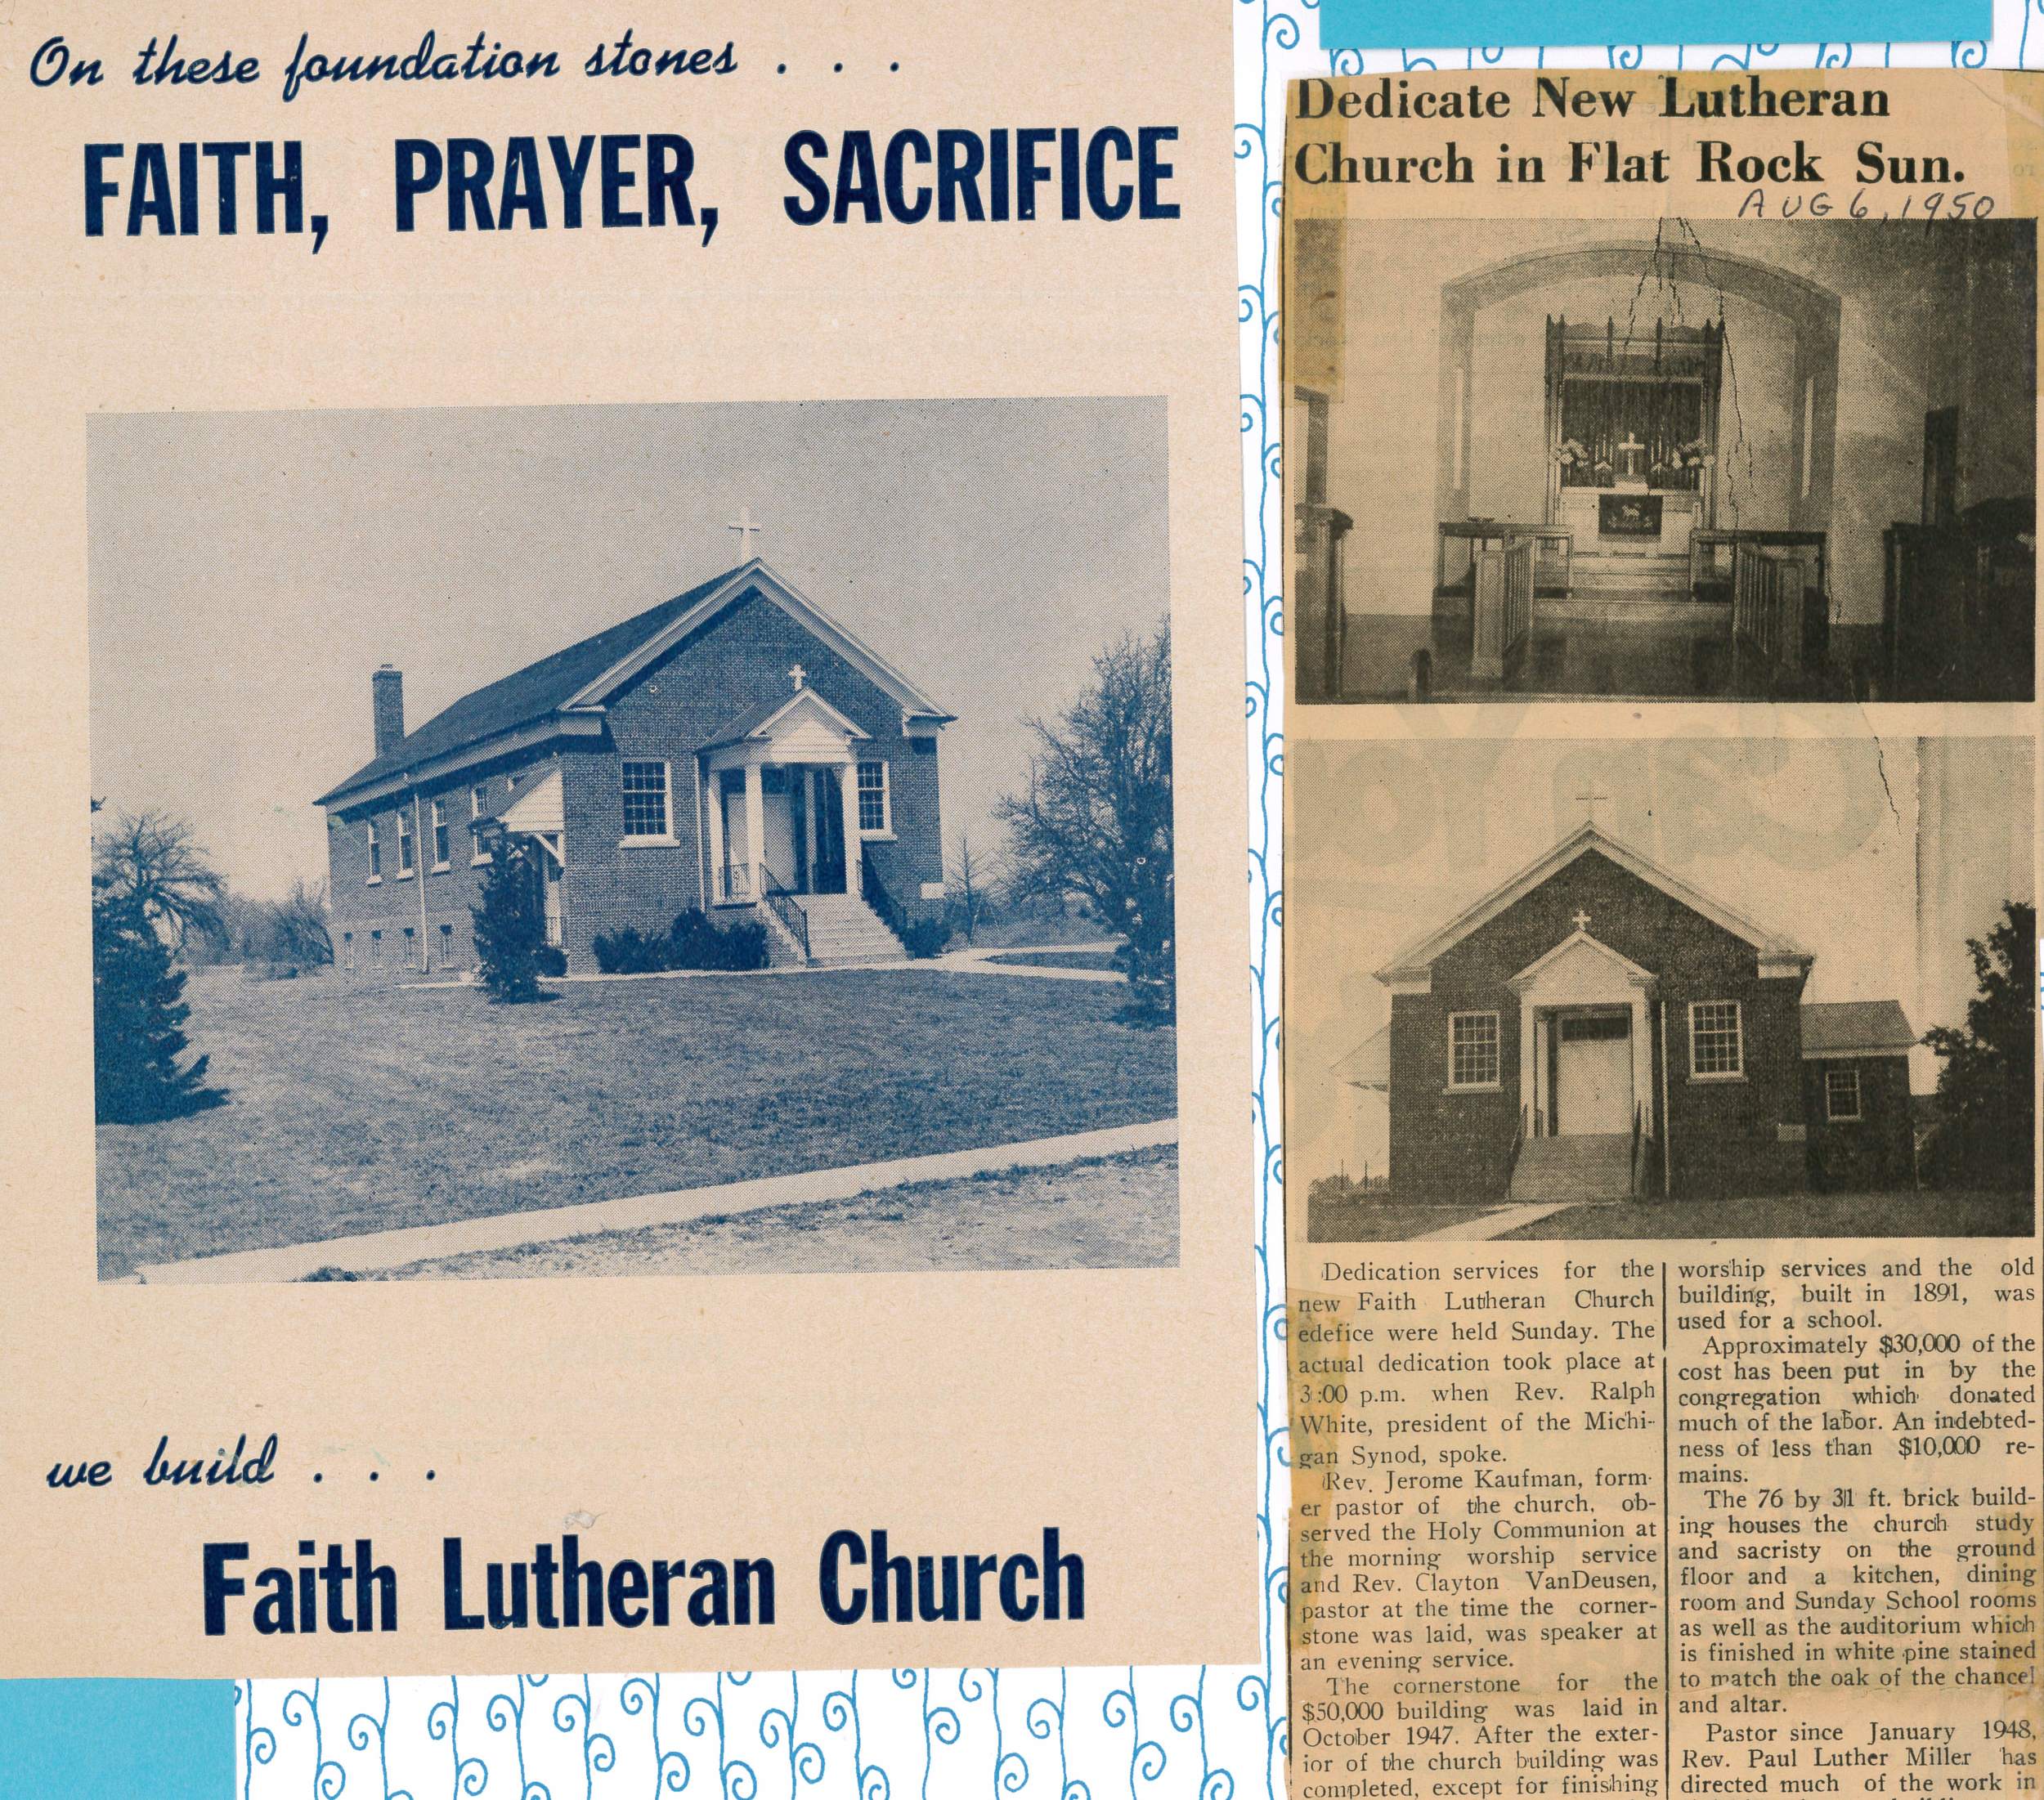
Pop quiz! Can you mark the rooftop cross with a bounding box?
[1572,908,1594,933]
[727,507,764,557]
[789,663,807,691]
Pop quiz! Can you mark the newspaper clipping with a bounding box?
[1284,71,2042,1800]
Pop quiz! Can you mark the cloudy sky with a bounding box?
[1288,734,2034,1183]
[89,397,1168,900]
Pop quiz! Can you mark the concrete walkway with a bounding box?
[132,1117,1180,1284]
[397,941,1127,993]
[1411,1202,1582,1242]
[932,941,1125,983]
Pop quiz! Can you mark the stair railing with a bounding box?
[759,865,811,961]
[859,857,909,946]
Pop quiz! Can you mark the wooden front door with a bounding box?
[810,768,848,894]
[1557,1012,1632,1135]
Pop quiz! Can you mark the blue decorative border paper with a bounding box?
[15,2,2031,1793]
[1320,0,1989,52]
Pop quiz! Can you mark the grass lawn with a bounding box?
[96,967,1177,1276]
[1308,1198,1504,1241]
[362,1146,1178,1280]
[985,949,1123,972]
[1504,1191,2034,1240]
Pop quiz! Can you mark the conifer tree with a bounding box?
[471,836,549,1003]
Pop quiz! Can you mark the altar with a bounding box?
[1558,482,1699,556]
[1545,319,1720,557]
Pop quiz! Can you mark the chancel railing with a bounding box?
[1471,534,1534,680]
[1692,528,1827,605]
[1731,541,1805,687]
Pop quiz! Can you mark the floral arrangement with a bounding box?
[1550,437,1589,469]
[1675,437,1715,469]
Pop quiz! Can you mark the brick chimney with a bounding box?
[371,665,405,756]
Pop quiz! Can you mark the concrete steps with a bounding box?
[795,893,908,965]
[1509,1133,1634,1204]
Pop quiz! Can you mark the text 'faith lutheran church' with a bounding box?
[1341,821,1918,1205]
[316,517,953,976]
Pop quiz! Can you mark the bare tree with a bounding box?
[946,830,1002,945]
[996,617,1173,1022]
[262,879,334,966]
[91,808,227,952]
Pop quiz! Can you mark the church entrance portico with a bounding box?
[1507,922,1656,1145]
[702,679,869,907]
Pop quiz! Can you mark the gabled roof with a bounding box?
[1801,1000,1916,1058]
[700,686,870,753]
[316,558,953,808]
[1334,1024,1392,1091]
[1376,822,1809,984]
[1507,927,1656,993]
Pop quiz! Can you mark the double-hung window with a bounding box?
[471,785,491,862]
[1689,1001,1744,1079]
[431,799,450,869]
[365,821,381,880]
[621,760,670,840]
[1448,1011,1501,1090]
[1825,1066,1862,1122]
[396,808,415,875]
[856,759,891,835]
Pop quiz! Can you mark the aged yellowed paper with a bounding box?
[1282,67,2043,1800]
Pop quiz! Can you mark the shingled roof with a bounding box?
[316,558,948,808]
[1800,1000,1917,1056]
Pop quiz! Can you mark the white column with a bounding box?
[840,760,863,894]
[705,763,728,901]
[1533,1014,1549,1135]
[1631,992,1652,1133]
[1518,1001,1536,1132]
[803,769,819,892]
[743,763,766,895]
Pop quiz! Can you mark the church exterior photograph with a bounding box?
[1287,217,2037,703]
[1288,736,2035,1243]
[88,399,1180,1283]
[316,550,953,978]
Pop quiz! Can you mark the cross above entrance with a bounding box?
[1572,908,1594,933]
[728,507,764,557]
[789,663,807,691]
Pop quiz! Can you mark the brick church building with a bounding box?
[316,557,953,976]
[1353,823,1916,1204]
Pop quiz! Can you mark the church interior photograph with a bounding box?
[1286,734,2035,1243]
[1289,217,2037,703]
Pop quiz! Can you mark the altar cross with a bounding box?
[728,507,764,557]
